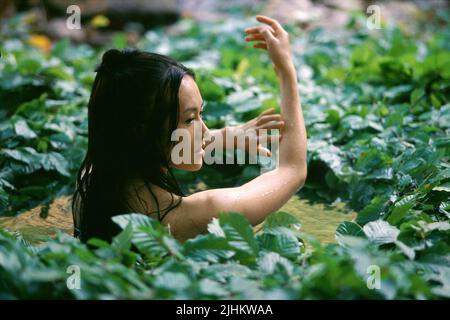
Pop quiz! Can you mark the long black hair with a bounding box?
[72,48,195,243]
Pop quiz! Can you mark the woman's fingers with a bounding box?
[245,30,274,44]
[257,145,272,157]
[259,107,275,116]
[245,16,292,74]
[258,121,285,131]
[245,34,266,42]
[245,25,275,35]
[257,114,282,125]
[253,42,268,50]
[245,26,261,34]
[259,27,277,42]
[245,20,278,48]
[245,25,276,43]
[256,15,283,33]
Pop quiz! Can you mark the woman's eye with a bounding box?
[185,109,204,124]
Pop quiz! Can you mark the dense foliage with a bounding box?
[0,12,449,299]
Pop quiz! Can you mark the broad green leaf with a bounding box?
[112,213,155,230]
[112,214,170,258]
[356,196,387,224]
[263,211,301,230]
[388,195,416,225]
[433,182,450,193]
[258,251,294,276]
[153,272,191,291]
[335,221,366,246]
[112,223,133,253]
[183,234,235,263]
[219,213,259,256]
[14,119,37,139]
[198,278,228,297]
[363,220,400,245]
[257,227,301,259]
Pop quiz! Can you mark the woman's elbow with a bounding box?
[276,165,307,192]
[300,164,307,185]
[294,165,307,192]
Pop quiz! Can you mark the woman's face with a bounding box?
[170,75,209,171]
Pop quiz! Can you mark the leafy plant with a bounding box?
[0,11,449,299]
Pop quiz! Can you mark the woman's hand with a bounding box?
[206,107,284,157]
[245,15,295,77]
[228,107,284,157]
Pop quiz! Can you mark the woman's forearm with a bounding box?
[276,67,307,177]
[244,15,307,181]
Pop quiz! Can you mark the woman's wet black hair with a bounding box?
[72,48,195,243]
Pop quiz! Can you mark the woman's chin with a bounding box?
[174,161,203,172]
[171,151,204,172]
[185,163,203,171]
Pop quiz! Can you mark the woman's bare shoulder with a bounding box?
[124,179,183,218]
[123,179,206,242]
[124,181,255,241]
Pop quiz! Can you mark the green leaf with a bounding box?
[112,213,155,230]
[112,33,127,49]
[410,88,425,104]
[198,278,228,297]
[394,240,415,260]
[388,195,416,225]
[18,58,41,74]
[257,227,301,259]
[14,119,37,139]
[207,218,225,237]
[112,223,133,253]
[112,213,169,258]
[87,238,111,249]
[1,147,70,177]
[363,220,400,245]
[431,93,442,107]
[326,109,341,126]
[356,196,387,224]
[433,182,450,193]
[183,234,235,263]
[418,221,450,233]
[263,211,301,230]
[258,252,294,275]
[335,221,366,246]
[40,152,70,177]
[2,147,41,166]
[438,202,450,218]
[219,212,259,257]
[153,272,191,291]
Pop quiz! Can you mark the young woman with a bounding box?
[72,15,307,243]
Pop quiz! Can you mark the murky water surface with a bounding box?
[0,195,356,245]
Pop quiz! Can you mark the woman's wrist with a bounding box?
[277,63,297,84]
[275,59,296,78]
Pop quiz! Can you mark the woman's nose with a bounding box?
[201,120,210,145]
[199,117,208,134]
[201,120,209,134]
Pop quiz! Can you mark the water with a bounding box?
[0,196,73,245]
[0,195,355,245]
[276,195,356,244]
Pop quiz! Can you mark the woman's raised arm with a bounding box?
[165,15,307,242]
